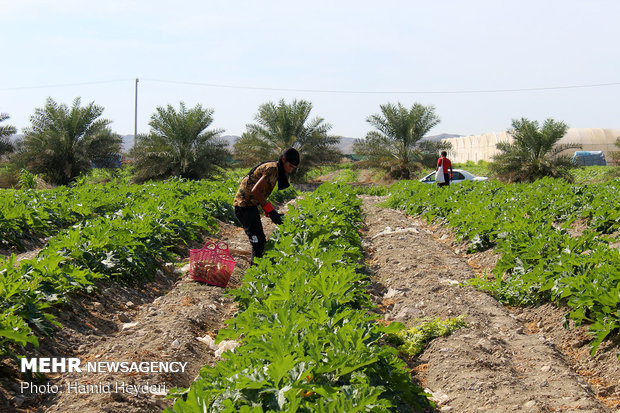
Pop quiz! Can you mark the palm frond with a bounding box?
[133,102,230,182]
[355,102,440,180]
[19,97,120,185]
[492,117,575,182]
[235,99,340,180]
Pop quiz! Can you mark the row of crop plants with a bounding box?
[0,184,137,250]
[166,183,432,412]
[384,178,620,356]
[0,177,240,360]
[0,168,254,252]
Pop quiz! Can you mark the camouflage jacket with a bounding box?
[233,161,279,207]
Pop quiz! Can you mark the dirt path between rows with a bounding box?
[361,195,618,412]
[1,218,258,413]
[2,194,618,412]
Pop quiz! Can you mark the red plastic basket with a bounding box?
[189,241,236,287]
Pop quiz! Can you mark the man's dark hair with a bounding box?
[282,147,300,166]
[441,151,447,157]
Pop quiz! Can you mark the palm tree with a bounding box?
[603,137,620,179]
[233,99,341,180]
[490,117,580,182]
[20,98,121,185]
[353,102,440,179]
[611,137,620,164]
[416,139,453,169]
[132,102,230,182]
[0,113,17,156]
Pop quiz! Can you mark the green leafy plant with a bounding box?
[17,169,38,190]
[166,183,432,412]
[0,176,240,359]
[389,316,468,357]
[384,178,620,357]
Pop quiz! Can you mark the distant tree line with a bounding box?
[0,97,344,185]
[0,96,606,187]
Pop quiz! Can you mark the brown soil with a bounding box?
[1,195,618,413]
[361,195,618,412]
[0,221,256,413]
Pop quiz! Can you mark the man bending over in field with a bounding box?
[233,148,300,265]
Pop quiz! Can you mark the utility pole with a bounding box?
[134,78,139,149]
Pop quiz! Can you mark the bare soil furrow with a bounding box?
[361,194,611,413]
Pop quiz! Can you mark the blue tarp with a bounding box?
[91,154,122,169]
[571,151,607,166]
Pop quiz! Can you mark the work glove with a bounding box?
[268,209,284,225]
[262,202,284,225]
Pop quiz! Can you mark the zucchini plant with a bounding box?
[167,183,432,412]
[385,178,620,357]
[0,177,239,359]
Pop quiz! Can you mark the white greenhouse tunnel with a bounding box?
[441,128,620,164]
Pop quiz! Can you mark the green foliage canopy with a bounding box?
[233,99,341,181]
[20,97,121,185]
[132,102,231,182]
[490,117,579,182]
[353,102,440,179]
[0,113,17,156]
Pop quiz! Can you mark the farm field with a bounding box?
[0,173,618,412]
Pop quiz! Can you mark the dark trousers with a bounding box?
[437,172,450,187]
[234,206,266,265]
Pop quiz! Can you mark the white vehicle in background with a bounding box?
[419,169,488,184]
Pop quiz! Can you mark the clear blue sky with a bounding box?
[1,0,619,139]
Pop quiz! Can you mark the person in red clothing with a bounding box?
[436,151,453,187]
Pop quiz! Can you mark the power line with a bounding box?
[142,78,620,95]
[0,79,134,91]
[1,77,619,94]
